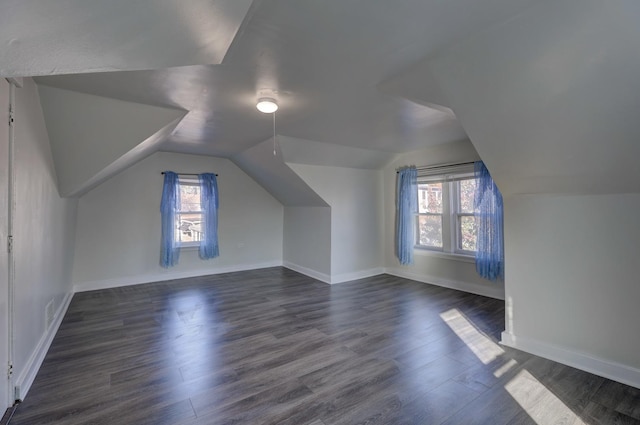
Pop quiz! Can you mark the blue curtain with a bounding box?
[198,173,220,260]
[160,171,180,268]
[474,161,504,280]
[396,166,417,265]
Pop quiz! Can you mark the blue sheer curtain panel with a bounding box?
[198,173,220,260]
[396,166,417,265]
[474,161,504,280]
[160,171,180,268]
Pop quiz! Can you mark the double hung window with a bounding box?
[416,165,477,255]
[160,171,219,268]
[176,179,203,247]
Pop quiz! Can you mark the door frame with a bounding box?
[2,77,20,409]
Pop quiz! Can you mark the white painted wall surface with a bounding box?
[283,207,331,282]
[428,0,640,197]
[72,152,283,291]
[503,193,640,387]
[0,79,10,408]
[382,141,504,299]
[287,164,383,282]
[38,86,185,197]
[12,79,78,396]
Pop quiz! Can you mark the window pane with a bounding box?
[418,182,443,214]
[458,179,476,213]
[459,215,477,252]
[179,184,201,212]
[176,212,203,243]
[417,215,442,248]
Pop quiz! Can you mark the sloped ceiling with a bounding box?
[231,138,328,207]
[29,0,534,157]
[0,0,255,76]
[5,0,637,202]
[384,0,640,196]
[278,136,394,170]
[38,86,186,197]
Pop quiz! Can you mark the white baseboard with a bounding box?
[501,331,640,390]
[384,267,505,300]
[282,261,331,284]
[74,261,283,292]
[330,268,384,284]
[282,262,384,285]
[14,291,73,401]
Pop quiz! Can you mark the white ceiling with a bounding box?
[403,0,640,196]
[0,0,255,76]
[3,0,639,199]
[24,0,538,157]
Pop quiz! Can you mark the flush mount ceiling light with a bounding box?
[256,97,278,113]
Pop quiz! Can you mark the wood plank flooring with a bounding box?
[9,267,640,424]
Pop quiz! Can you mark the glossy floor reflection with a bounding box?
[9,268,640,424]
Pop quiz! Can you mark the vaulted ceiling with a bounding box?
[2,0,638,200]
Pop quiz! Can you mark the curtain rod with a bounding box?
[396,161,476,174]
[161,172,218,177]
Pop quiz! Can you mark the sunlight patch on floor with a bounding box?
[440,308,505,366]
[441,308,585,424]
[505,369,588,425]
[494,358,518,378]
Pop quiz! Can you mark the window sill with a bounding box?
[179,243,200,251]
[414,247,475,264]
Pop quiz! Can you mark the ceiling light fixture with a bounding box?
[256,97,278,113]
[255,95,279,156]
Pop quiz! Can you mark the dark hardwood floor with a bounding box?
[9,268,640,424]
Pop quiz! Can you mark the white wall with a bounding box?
[12,78,78,398]
[382,141,504,299]
[0,79,10,408]
[502,193,640,387]
[283,207,332,281]
[384,0,640,389]
[72,151,283,291]
[287,164,384,283]
[427,0,640,198]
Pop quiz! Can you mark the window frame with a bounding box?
[416,181,445,250]
[415,169,477,257]
[451,177,477,256]
[175,178,203,249]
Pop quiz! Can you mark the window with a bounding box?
[417,182,443,248]
[416,170,477,255]
[161,171,219,268]
[176,179,203,246]
[457,178,477,252]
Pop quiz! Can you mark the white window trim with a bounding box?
[415,166,476,258]
[414,247,475,263]
[450,176,476,256]
[176,178,203,249]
